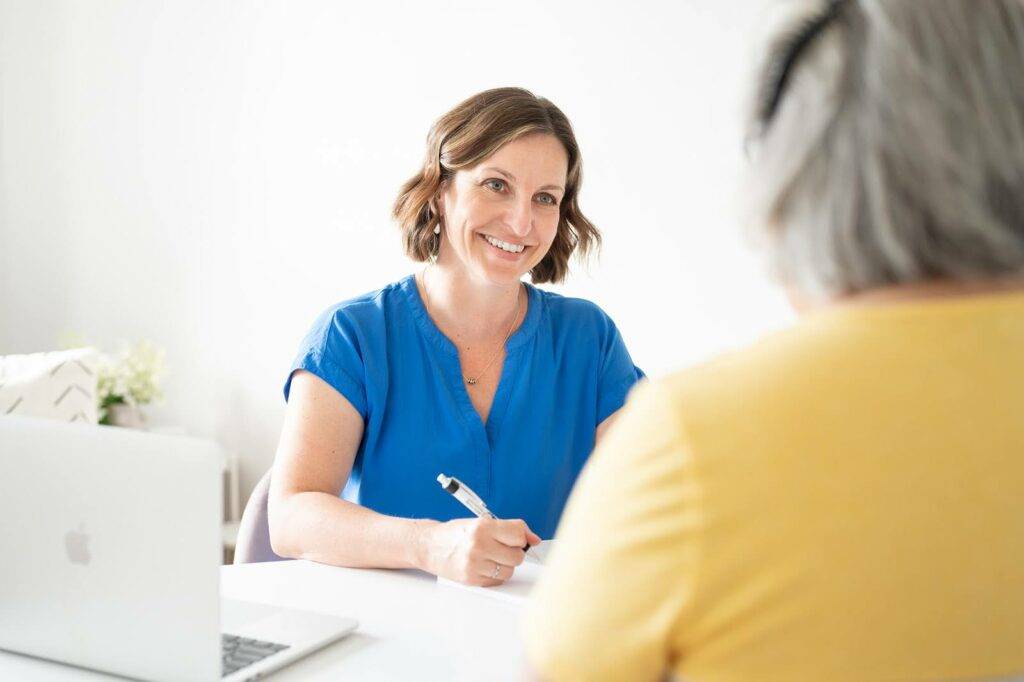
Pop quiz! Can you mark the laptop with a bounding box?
[0,415,357,681]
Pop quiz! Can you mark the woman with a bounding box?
[525,1,1024,680]
[268,88,643,587]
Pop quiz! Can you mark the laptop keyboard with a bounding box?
[222,633,290,677]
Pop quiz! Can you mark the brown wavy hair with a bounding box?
[392,87,600,284]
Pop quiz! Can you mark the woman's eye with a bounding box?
[537,193,558,206]
[485,179,506,192]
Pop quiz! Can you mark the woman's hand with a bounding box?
[421,517,542,586]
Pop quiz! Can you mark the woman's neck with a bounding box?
[418,262,523,344]
[790,276,1024,314]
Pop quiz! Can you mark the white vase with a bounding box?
[106,404,146,429]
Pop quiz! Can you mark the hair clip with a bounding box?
[759,0,847,126]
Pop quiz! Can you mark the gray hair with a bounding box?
[745,0,1024,300]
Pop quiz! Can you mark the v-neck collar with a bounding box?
[397,274,542,495]
[397,273,542,358]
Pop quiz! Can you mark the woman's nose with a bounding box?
[507,199,532,238]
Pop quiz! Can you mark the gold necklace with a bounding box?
[421,269,522,386]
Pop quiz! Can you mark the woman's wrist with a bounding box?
[408,518,441,572]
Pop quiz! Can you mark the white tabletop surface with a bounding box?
[0,560,532,681]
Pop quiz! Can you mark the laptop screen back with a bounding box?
[0,416,223,681]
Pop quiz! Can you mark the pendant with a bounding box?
[466,378,477,385]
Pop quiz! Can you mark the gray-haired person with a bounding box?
[524,2,1024,680]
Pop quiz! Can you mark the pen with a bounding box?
[436,473,541,562]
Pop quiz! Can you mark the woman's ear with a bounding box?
[429,194,443,224]
[435,179,450,220]
[784,285,815,314]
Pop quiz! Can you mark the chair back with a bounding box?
[233,469,286,564]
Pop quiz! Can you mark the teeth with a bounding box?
[484,235,525,254]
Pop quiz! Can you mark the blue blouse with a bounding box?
[284,275,644,539]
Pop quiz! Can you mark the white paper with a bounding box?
[437,560,543,606]
[524,539,554,564]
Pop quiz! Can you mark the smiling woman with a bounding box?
[394,87,599,285]
[435,134,566,289]
[437,136,565,282]
[267,88,644,588]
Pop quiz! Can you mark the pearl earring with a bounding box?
[434,224,441,235]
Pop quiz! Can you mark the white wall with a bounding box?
[0,0,792,498]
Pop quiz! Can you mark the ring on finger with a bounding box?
[490,562,501,580]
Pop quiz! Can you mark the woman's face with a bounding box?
[437,133,568,288]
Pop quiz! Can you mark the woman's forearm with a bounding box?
[270,491,440,571]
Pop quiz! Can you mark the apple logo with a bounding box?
[65,524,91,565]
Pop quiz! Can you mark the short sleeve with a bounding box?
[283,306,368,420]
[523,380,699,681]
[596,316,645,424]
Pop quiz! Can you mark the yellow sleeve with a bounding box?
[522,380,700,682]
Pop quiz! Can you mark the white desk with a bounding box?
[0,560,530,681]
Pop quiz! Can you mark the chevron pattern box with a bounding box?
[0,348,100,424]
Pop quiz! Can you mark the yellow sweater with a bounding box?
[524,292,1024,681]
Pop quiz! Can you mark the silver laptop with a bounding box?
[0,415,357,681]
